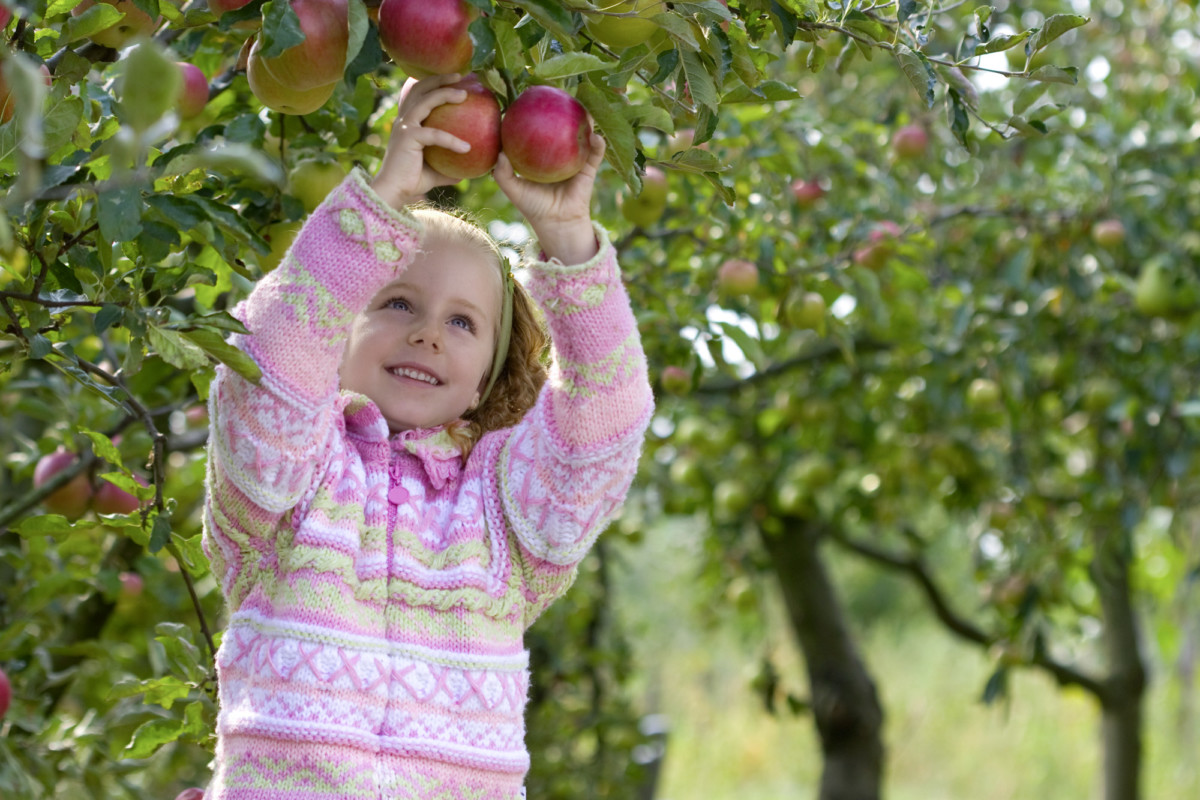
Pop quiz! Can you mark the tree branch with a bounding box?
[828,526,1107,698]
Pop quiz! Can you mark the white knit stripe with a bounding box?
[224,610,530,670]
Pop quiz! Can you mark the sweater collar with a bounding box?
[340,391,465,490]
[390,426,463,490]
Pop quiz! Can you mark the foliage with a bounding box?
[3,0,1189,797]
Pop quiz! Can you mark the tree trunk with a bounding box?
[759,520,885,800]
[1092,528,1147,800]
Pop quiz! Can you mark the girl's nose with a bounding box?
[407,320,442,351]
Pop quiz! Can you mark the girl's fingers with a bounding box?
[412,127,471,153]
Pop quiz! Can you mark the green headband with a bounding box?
[478,267,514,408]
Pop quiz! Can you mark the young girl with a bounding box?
[202,74,653,799]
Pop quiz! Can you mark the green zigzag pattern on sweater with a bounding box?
[554,330,642,399]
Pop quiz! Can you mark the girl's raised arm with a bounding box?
[491,141,655,625]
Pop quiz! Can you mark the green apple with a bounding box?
[1133,260,1172,317]
[585,0,666,50]
[891,124,928,160]
[966,377,1002,411]
[1092,218,1125,248]
[258,221,303,272]
[713,478,752,517]
[619,166,669,227]
[288,157,347,212]
[785,291,826,331]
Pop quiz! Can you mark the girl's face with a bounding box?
[339,239,502,433]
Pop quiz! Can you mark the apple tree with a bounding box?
[0,0,1109,797]
[602,2,1199,800]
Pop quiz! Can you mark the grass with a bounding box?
[608,526,1200,799]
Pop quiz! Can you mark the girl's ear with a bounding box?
[469,391,481,412]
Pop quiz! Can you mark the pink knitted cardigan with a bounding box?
[202,169,652,799]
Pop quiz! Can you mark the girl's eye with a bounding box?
[450,316,476,332]
[385,297,410,311]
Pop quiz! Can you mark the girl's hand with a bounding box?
[494,132,606,265]
[371,74,472,210]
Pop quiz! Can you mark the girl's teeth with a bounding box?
[392,368,437,385]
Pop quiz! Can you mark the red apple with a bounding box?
[176,62,209,120]
[93,474,148,515]
[247,38,339,115]
[250,0,348,91]
[1092,218,1125,248]
[288,157,347,211]
[119,570,144,598]
[853,222,901,270]
[33,449,93,520]
[0,666,10,721]
[891,124,929,160]
[500,85,592,184]
[0,6,12,28]
[421,74,501,180]
[790,178,824,208]
[208,0,254,17]
[660,365,690,395]
[71,0,161,49]
[585,0,665,50]
[620,166,669,227]
[377,0,475,78]
[717,259,759,296]
[174,789,206,800]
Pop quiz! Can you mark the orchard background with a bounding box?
[1,1,1198,799]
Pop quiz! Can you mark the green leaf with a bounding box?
[468,16,497,72]
[646,48,679,87]
[98,185,145,247]
[897,0,922,24]
[149,514,172,553]
[716,321,765,367]
[492,17,526,75]
[345,0,369,71]
[651,12,700,51]
[667,147,725,173]
[260,0,306,59]
[974,5,993,40]
[79,428,124,470]
[1030,13,1088,53]
[530,52,617,80]
[895,45,937,109]
[1028,65,1078,85]
[947,89,971,147]
[183,328,263,383]
[63,4,124,43]
[577,81,639,191]
[806,43,827,74]
[623,103,674,134]
[679,49,719,111]
[843,11,888,43]
[510,0,580,39]
[14,514,77,538]
[118,40,182,134]
[972,31,1031,56]
[1013,81,1049,115]
[148,325,209,371]
[720,79,801,103]
[158,141,286,186]
[123,716,182,759]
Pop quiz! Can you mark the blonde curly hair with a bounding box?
[409,208,549,457]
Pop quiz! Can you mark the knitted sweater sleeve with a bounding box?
[497,225,653,627]
[203,169,421,604]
